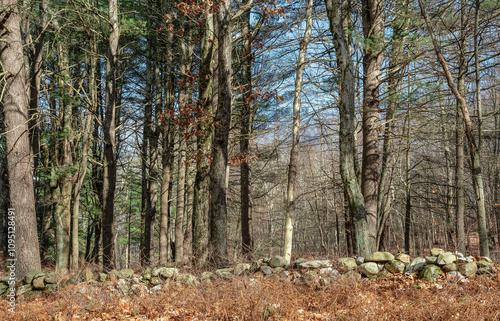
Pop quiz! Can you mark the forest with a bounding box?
[1,0,500,281]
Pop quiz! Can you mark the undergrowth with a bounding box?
[1,272,500,320]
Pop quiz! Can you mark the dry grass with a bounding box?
[1,272,500,320]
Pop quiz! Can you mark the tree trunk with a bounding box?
[325,0,370,256]
[193,12,214,266]
[361,0,384,252]
[54,44,73,274]
[283,0,313,265]
[160,30,174,265]
[404,113,412,254]
[102,0,119,271]
[1,0,42,279]
[240,6,254,257]
[209,0,232,268]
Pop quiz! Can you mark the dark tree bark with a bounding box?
[325,0,370,256]
[209,0,232,268]
[193,11,214,266]
[1,0,42,279]
[160,30,174,265]
[102,0,119,271]
[240,6,254,257]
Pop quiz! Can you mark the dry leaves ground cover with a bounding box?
[1,272,500,320]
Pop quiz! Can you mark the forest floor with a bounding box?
[1,267,500,321]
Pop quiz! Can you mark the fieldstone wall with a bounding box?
[1,248,495,298]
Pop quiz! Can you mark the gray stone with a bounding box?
[458,262,478,277]
[32,277,45,290]
[179,274,199,286]
[355,257,365,265]
[107,270,118,282]
[394,253,411,264]
[215,268,233,280]
[301,270,319,287]
[234,263,251,276]
[142,267,152,280]
[457,256,474,264]
[269,256,288,268]
[385,260,405,274]
[437,252,457,265]
[358,262,379,276]
[150,277,161,286]
[365,252,394,263]
[98,273,107,283]
[274,267,285,273]
[425,256,438,265]
[131,284,146,295]
[118,279,130,295]
[260,265,272,275]
[337,257,357,273]
[405,257,426,274]
[430,248,445,256]
[293,258,305,266]
[17,284,32,295]
[477,260,494,269]
[418,264,443,281]
[150,284,163,293]
[478,256,492,263]
[24,270,44,285]
[44,272,58,284]
[0,277,9,284]
[478,266,493,274]
[452,251,464,258]
[447,271,465,281]
[200,271,215,280]
[159,267,178,279]
[67,275,79,284]
[443,263,457,272]
[118,269,135,279]
[342,270,361,281]
[298,260,332,269]
[83,269,94,282]
[319,267,339,276]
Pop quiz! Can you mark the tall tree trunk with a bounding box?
[175,129,187,263]
[1,0,42,279]
[377,3,405,250]
[209,0,232,268]
[325,0,370,256]
[175,23,193,264]
[193,11,215,266]
[240,6,254,257]
[361,0,384,252]
[419,0,489,256]
[283,0,313,265]
[455,0,467,253]
[473,0,488,256]
[71,31,97,271]
[53,44,73,274]
[102,0,119,271]
[184,165,195,257]
[404,113,412,253]
[160,30,174,265]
